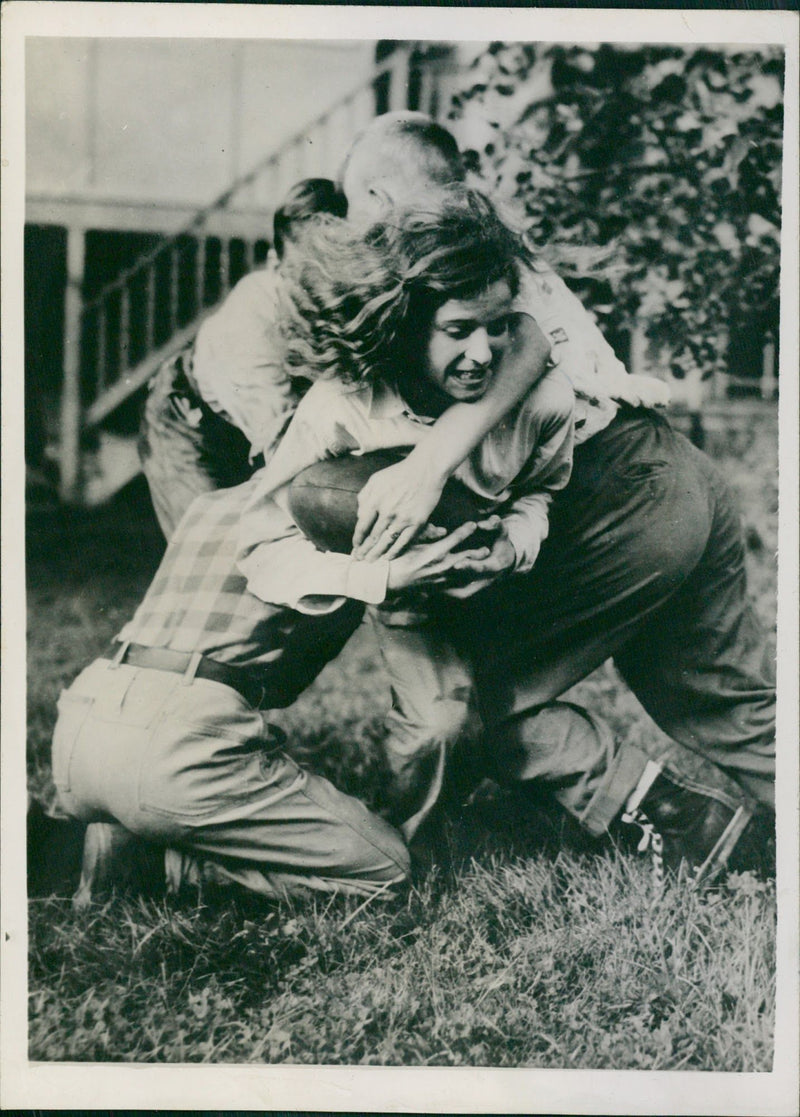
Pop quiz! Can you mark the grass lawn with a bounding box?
[26,409,778,1069]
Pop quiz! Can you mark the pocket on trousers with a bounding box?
[52,692,95,793]
[137,717,273,823]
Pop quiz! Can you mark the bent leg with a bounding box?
[451,411,714,724]
[139,349,253,538]
[368,604,480,839]
[446,412,773,807]
[54,662,409,899]
[614,454,775,805]
[181,754,410,898]
[491,700,651,836]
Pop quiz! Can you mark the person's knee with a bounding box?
[299,768,412,884]
[638,495,711,593]
[335,810,411,885]
[385,696,473,763]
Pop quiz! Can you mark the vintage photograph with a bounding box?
[3,3,798,1112]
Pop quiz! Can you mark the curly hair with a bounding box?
[281,190,531,386]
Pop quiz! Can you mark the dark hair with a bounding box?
[273,178,348,259]
[282,189,529,386]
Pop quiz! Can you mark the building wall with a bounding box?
[26,38,377,209]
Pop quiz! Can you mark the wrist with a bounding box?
[404,439,456,486]
[500,522,527,573]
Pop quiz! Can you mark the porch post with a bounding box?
[387,45,412,111]
[760,331,777,400]
[59,225,85,504]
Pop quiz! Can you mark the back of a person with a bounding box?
[118,479,312,670]
[190,267,300,454]
[515,263,623,441]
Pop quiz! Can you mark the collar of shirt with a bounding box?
[365,379,437,426]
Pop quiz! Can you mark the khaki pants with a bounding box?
[53,660,410,899]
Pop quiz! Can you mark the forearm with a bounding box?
[240,535,389,614]
[238,482,389,613]
[404,314,552,483]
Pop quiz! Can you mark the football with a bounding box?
[288,449,496,554]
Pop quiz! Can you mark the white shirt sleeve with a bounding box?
[236,384,391,614]
[500,371,575,573]
[237,481,389,614]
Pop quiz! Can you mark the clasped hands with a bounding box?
[350,454,514,598]
[384,515,515,600]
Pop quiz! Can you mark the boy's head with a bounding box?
[341,112,465,224]
[273,177,348,261]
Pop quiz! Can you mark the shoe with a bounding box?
[726,803,776,879]
[618,761,758,888]
[27,798,86,897]
[72,821,165,910]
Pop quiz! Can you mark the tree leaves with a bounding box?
[450,43,783,376]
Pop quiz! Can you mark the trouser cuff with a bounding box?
[578,743,652,837]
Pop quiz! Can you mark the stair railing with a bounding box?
[59,46,413,501]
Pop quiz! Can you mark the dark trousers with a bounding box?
[443,408,775,815]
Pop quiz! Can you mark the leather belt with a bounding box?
[104,641,269,709]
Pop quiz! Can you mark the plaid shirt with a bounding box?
[117,479,357,672]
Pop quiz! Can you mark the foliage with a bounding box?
[450,43,784,379]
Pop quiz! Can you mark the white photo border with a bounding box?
[2,4,798,1112]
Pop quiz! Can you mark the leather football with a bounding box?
[288,449,496,554]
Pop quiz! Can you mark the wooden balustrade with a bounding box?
[57,45,421,501]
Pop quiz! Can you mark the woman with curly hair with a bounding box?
[238,186,773,884]
[239,191,574,829]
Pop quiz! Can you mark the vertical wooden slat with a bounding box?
[195,236,207,315]
[119,286,131,377]
[244,238,255,274]
[59,226,85,504]
[417,66,435,117]
[95,305,107,395]
[145,266,156,353]
[388,47,411,111]
[219,238,230,299]
[168,245,179,336]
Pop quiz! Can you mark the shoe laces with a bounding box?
[621,806,665,891]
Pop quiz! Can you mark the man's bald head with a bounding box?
[341,111,466,222]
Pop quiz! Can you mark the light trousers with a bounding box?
[53,660,410,898]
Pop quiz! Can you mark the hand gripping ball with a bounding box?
[288,449,496,554]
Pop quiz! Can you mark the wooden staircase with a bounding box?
[58,48,417,505]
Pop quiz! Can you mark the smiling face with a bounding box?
[418,279,514,407]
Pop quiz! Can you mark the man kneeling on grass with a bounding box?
[30,477,495,905]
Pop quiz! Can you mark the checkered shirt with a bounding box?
[117,480,293,667]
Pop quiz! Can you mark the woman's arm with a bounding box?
[446,372,574,598]
[352,314,552,558]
